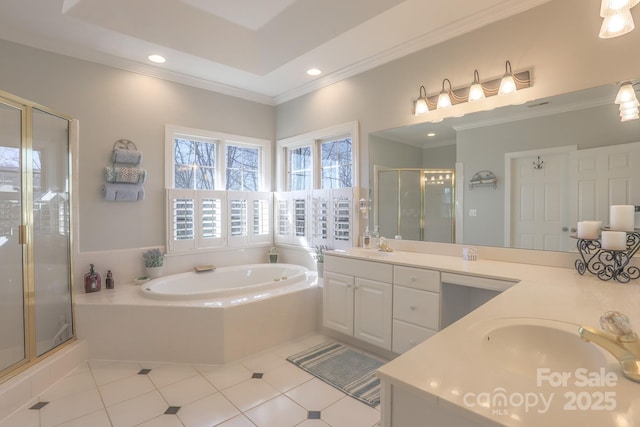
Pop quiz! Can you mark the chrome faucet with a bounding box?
[377,236,393,252]
[578,311,640,383]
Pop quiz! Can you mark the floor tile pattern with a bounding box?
[1,335,382,427]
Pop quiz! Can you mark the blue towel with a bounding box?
[102,183,145,201]
[112,149,143,165]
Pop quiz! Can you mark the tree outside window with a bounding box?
[226,144,259,191]
[321,138,352,189]
[174,138,215,190]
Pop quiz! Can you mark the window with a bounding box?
[226,144,260,191]
[321,137,352,189]
[288,146,312,191]
[277,121,358,192]
[165,125,271,253]
[275,122,359,249]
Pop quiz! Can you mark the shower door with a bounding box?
[0,99,26,373]
[0,92,74,381]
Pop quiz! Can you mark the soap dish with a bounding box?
[194,265,216,272]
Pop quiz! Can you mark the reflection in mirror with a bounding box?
[376,169,454,242]
[370,82,640,252]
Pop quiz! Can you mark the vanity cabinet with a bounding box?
[323,256,393,350]
[392,266,440,353]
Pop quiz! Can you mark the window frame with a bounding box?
[165,124,271,192]
[276,121,358,192]
[164,125,272,254]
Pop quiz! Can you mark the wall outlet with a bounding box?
[469,209,477,217]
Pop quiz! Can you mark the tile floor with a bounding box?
[0,334,383,427]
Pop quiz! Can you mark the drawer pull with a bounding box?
[410,305,418,311]
[410,275,417,282]
[410,340,417,346]
[347,284,353,289]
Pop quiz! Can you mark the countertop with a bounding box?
[326,248,640,426]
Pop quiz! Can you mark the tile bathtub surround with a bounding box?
[0,335,382,427]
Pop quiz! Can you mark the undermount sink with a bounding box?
[468,318,611,377]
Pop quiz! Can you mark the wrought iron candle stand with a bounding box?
[575,231,640,283]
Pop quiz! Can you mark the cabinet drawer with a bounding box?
[393,266,440,292]
[325,255,393,283]
[393,286,439,330]
[392,319,436,354]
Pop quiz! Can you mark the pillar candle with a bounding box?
[610,205,635,231]
[601,231,627,250]
[577,221,601,239]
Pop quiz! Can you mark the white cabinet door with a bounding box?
[323,272,355,336]
[354,278,392,350]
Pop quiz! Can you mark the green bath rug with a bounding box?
[287,341,384,407]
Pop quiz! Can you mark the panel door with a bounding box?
[322,271,354,336]
[510,151,571,251]
[354,278,392,350]
[570,141,640,228]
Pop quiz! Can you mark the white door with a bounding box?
[570,141,640,228]
[322,272,355,336]
[354,278,392,350]
[507,148,573,251]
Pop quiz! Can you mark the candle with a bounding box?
[601,231,627,250]
[610,205,635,231]
[577,221,601,239]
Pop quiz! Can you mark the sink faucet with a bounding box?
[377,236,393,252]
[578,311,640,383]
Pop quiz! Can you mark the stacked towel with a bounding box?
[112,148,143,165]
[105,166,147,184]
[102,183,145,201]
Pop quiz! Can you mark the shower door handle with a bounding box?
[18,224,27,245]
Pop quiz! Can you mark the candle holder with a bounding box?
[575,231,640,283]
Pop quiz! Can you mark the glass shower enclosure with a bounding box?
[0,90,74,381]
[376,169,455,242]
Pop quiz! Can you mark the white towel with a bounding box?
[102,183,145,201]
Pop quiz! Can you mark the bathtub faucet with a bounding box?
[578,311,640,383]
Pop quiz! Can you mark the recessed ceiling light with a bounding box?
[148,54,166,64]
[306,68,322,76]
[427,132,436,137]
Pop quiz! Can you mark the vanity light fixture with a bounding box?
[599,0,638,38]
[498,61,517,96]
[468,70,486,102]
[414,85,429,115]
[411,60,531,116]
[437,79,453,109]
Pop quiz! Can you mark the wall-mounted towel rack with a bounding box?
[102,139,146,201]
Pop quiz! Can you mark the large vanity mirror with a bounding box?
[370,82,640,252]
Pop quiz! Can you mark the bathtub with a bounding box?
[74,263,320,364]
[140,263,310,299]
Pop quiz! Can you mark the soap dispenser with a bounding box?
[84,264,101,293]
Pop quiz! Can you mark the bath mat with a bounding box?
[287,341,384,407]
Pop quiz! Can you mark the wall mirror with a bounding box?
[370,81,640,252]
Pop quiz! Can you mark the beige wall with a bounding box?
[0,39,276,252]
[276,0,640,191]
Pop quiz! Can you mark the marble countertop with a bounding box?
[327,248,640,426]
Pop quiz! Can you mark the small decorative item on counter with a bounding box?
[143,248,165,279]
[84,264,101,293]
[462,247,478,261]
[268,247,278,263]
[314,245,328,278]
[105,270,114,289]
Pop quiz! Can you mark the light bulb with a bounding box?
[599,9,635,38]
[415,98,429,115]
[468,82,486,101]
[437,91,452,109]
[615,83,638,104]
